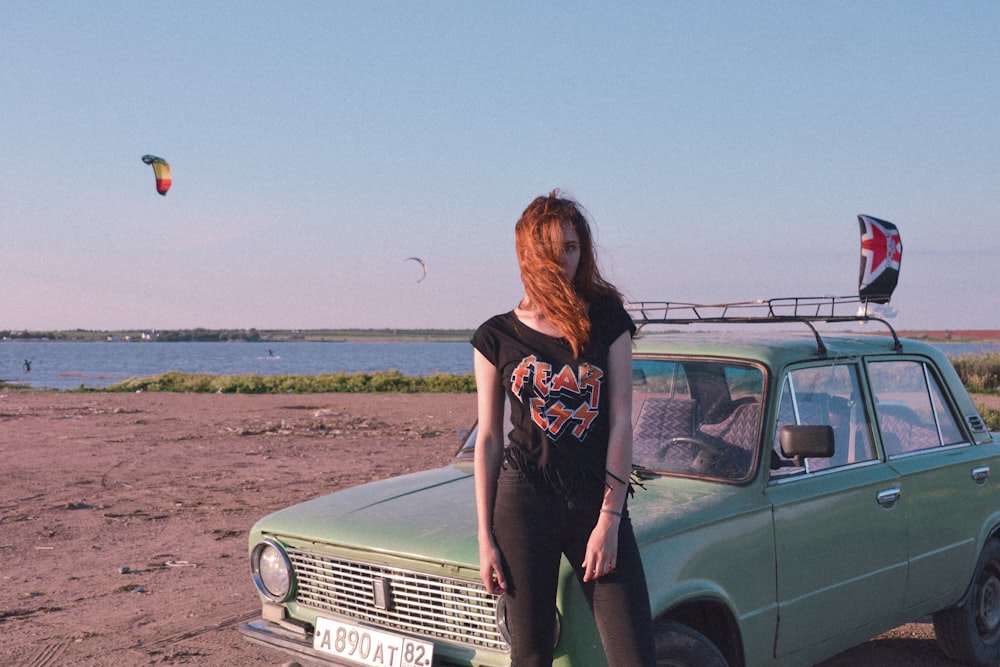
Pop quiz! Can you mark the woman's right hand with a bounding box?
[479,539,507,594]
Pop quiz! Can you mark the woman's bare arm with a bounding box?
[473,349,507,593]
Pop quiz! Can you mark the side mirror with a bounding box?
[454,426,476,461]
[779,425,835,467]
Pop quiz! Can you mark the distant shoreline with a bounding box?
[3,328,999,344]
[1,329,475,343]
[896,330,1000,342]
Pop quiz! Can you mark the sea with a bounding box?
[1,339,997,392]
[1,341,475,391]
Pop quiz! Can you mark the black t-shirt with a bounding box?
[471,296,635,493]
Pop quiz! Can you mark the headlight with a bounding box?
[495,594,560,648]
[251,539,295,602]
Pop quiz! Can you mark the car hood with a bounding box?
[251,464,747,568]
[251,464,481,566]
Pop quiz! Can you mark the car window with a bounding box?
[632,358,764,481]
[771,363,875,478]
[867,360,965,456]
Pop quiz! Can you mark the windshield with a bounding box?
[457,357,765,482]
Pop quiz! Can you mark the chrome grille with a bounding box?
[287,548,508,651]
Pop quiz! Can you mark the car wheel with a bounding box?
[654,620,729,667]
[933,538,1000,666]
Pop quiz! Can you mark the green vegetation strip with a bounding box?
[976,404,1000,432]
[951,352,1000,394]
[105,370,476,394]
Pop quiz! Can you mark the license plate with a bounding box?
[313,617,434,667]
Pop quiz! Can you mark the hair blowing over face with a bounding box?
[515,190,624,357]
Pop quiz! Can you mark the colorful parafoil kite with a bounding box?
[858,214,902,304]
[141,155,172,196]
[405,257,427,282]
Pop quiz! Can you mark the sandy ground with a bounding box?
[2,390,995,666]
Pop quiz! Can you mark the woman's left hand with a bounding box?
[583,330,631,583]
[582,513,620,582]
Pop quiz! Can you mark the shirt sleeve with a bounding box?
[470,317,501,367]
[592,297,636,345]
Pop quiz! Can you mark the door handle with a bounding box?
[972,466,991,484]
[876,487,901,507]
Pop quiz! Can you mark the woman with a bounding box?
[471,191,656,666]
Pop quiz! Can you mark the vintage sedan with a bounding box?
[241,302,999,666]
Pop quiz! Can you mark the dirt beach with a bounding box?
[2,390,992,666]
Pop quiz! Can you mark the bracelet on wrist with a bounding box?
[601,508,622,518]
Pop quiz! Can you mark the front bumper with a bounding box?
[239,608,510,667]
[241,617,335,667]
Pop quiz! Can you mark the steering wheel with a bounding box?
[667,435,729,459]
[666,436,739,476]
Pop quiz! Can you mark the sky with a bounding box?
[2,2,998,332]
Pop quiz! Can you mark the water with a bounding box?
[1,341,474,391]
[2,339,996,392]
[935,342,1000,357]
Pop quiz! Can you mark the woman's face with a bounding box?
[559,221,581,280]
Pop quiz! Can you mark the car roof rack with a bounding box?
[626,295,903,357]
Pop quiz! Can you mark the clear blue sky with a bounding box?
[2,2,998,331]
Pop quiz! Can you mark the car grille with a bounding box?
[287,547,508,652]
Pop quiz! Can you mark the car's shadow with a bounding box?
[817,620,959,667]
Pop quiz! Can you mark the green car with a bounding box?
[241,306,999,666]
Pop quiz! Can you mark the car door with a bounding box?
[766,363,908,657]
[868,356,997,609]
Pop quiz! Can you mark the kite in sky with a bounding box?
[858,214,902,304]
[141,155,172,196]
[405,257,427,282]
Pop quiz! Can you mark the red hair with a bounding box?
[515,190,623,357]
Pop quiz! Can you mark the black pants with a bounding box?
[492,470,657,667]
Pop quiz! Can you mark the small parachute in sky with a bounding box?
[858,214,902,304]
[405,257,427,282]
[141,155,172,196]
